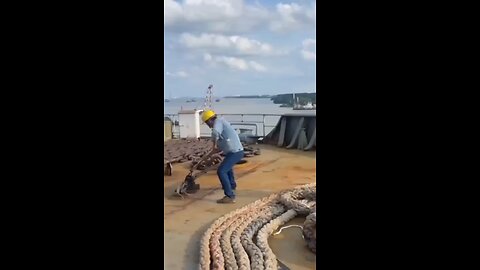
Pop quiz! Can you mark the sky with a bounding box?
[164,0,316,98]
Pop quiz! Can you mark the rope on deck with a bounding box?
[199,183,316,270]
[257,209,298,270]
[199,194,278,270]
[242,204,285,270]
[303,206,316,253]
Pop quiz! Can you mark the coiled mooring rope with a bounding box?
[232,204,283,270]
[279,185,316,215]
[241,204,285,270]
[303,208,316,253]
[199,183,316,270]
[199,194,279,270]
[257,209,298,270]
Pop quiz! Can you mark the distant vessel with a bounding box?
[165,99,170,102]
[293,102,315,110]
[292,93,316,110]
[215,99,220,102]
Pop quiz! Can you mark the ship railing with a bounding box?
[164,113,282,139]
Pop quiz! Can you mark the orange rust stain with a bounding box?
[164,188,218,216]
[164,145,317,270]
[164,159,281,216]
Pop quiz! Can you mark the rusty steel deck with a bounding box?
[164,144,316,270]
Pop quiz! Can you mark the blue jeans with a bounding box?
[217,151,244,198]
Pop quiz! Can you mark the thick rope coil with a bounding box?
[241,204,285,270]
[303,210,316,253]
[256,209,298,270]
[199,194,278,270]
[230,214,257,270]
[221,210,259,270]
[199,183,316,270]
[211,214,238,270]
[210,199,274,270]
[230,204,280,270]
[279,184,316,215]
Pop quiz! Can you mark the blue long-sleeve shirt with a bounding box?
[211,117,243,154]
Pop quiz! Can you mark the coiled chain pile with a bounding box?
[164,139,261,170]
[199,183,316,270]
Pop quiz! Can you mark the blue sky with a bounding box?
[164,0,316,98]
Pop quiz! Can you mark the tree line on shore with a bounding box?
[271,93,316,106]
[225,93,316,106]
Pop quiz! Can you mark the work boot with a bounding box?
[216,196,235,204]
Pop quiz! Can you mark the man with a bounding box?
[202,109,244,204]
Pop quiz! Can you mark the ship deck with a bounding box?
[164,144,316,269]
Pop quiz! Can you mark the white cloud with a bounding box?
[270,2,316,32]
[301,38,316,61]
[164,0,184,25]
[180,33,277,56]
[166,71,188,77]
[249,61,267,72]
[204,53,267,72]
[164,0,269,33]
[221,56,249,70]
[182,0,243,21]
[307,2,316,21]
[277,3,303,21]
[203,53,213,61]
[163,1,316,97]
[301,50,316,61]
[302,38,316,47]
[165,1,315,34]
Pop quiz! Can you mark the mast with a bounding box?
[204,84,214,109]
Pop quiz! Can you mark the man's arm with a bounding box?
[211,119,223,153]
[212,140,217,151]
[211,131,219,152]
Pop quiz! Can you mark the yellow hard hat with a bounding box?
[202,110,216,122]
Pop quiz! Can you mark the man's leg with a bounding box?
[228,151,244,190]
[227,170,236,190]
[217,151,244,199]
[217,154,237,199]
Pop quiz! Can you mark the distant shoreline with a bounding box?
[165,92,316,102]
[224,95,272,99]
